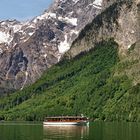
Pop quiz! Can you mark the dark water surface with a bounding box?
[0,122,140,140]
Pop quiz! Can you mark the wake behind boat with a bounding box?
[43,115,89,126]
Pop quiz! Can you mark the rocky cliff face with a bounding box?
[66,0,139,58]
[0,0,103,93]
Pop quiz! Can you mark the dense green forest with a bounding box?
[0,39,140,122]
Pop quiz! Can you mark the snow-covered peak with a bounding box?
[33,12,57,22]
[0,0,104,54]
[0,0,103,90]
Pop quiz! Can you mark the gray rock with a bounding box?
[0,0,103,93]
[66,0,139,58]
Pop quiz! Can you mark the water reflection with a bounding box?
[43,125,89,140]
[90,122,140,140]
[0,122,140,140]
[0,122,42,140]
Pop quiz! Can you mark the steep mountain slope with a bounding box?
[0,0,103,93]
[0,39,122,121]
[66,0,139,58]
[0,39,139,122]
[0,0,139,121]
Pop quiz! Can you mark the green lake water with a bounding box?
[0,122,140,140]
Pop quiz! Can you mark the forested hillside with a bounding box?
[0,39,139,122]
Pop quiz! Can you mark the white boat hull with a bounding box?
[43,121,88,126]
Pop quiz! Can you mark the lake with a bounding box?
[0,122,140,140]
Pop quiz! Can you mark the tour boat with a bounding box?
[43,115,89,126]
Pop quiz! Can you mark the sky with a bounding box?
[0,0,53,21]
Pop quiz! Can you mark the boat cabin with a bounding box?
[44,116,88,122]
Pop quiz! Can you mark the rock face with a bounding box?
[66,0,139,58]
[0,0,103,93]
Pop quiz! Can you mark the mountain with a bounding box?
[66,0,139,58]
[0,0,103,94]
[0,0,139,121]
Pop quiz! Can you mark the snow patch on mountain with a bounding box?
[0,31,12,44]
[92,0,102,9]
[72,0,80,4]
[58,35,70,53]
[34,12,57,22]
[70,30,79,35]
[28,32,34,36]
[93,0,102,6]
[48,13,57,19]
[13,24,22,33]
[58,17,77,26]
